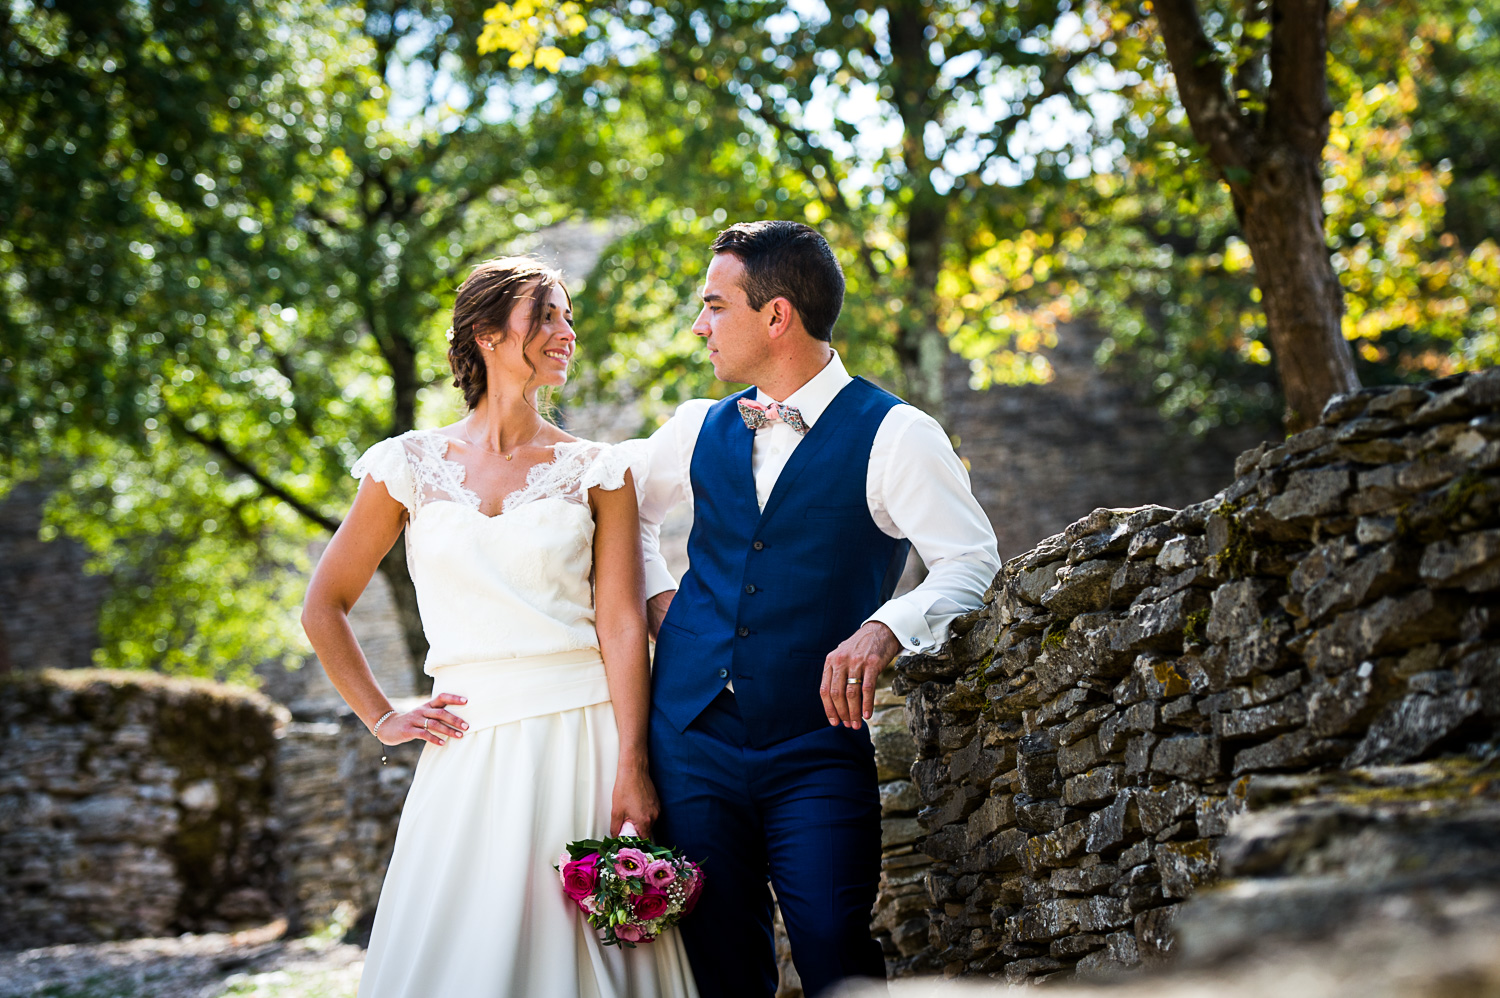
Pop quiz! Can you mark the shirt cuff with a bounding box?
[866,600,941,655]
[643,559,679,601]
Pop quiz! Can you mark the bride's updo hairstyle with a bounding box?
[447,256,569,410]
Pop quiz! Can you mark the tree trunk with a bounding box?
[1152,0,1359,434]
[888,0,949,421]
[379,538,430,693]
[900,193,949,421]
[1238,148,1358,431]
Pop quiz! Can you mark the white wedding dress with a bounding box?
[349,430,698,998]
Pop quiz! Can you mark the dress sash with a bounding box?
[429,649,612,732]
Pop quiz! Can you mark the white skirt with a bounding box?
[357,652,699,998]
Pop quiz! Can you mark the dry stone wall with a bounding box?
[0,670,286,949]
[892,369,1500,983]
[275,712,422,934]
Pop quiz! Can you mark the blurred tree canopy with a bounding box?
[1,0,1497,680]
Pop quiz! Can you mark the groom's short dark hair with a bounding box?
[710,221,844,342]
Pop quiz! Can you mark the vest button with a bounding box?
[737,626,749,637]
[744,584,756,594]
[752,540,764,551]
[718,668,729,679]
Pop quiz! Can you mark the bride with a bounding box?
[301,256,698,997]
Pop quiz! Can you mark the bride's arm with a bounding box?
[301,479,467,748]
[592,468,660,837]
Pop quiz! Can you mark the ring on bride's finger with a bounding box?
[422,718,431,731]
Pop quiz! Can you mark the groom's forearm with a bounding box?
[646,590,675,641]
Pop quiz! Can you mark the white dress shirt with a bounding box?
[630,352,1000,654]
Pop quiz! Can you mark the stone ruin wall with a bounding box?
[0,671,285,949]
[889,369,1500,983]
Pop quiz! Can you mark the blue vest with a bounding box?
[652,377,911,748]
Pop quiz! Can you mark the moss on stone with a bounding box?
[1182,607,1212,648]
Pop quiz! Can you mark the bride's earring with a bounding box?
[480,339,495,351]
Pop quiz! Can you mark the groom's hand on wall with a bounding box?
[820,622,901,730]
[647,591,675,641]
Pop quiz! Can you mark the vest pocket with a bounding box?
[658,619,698,638]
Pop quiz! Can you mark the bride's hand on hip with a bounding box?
[611,756,660,838]
[377,692,470,747]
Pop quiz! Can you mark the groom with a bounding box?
[636,221,999,997]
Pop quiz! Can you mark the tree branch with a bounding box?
[171,416,342,533]
[1153,0,1257,176]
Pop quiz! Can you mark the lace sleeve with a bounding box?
[579,442,632,494]
[351,437,417,513]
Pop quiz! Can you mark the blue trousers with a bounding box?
[649,689,885,998]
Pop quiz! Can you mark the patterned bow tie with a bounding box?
[738,398,808,435]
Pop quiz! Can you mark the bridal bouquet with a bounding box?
[556,822,704,947]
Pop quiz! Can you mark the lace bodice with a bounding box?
[351,430,632,672]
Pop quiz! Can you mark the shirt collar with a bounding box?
[755,351,851,429]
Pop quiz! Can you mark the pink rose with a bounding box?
[633,889,670,921]
[613,847,652,878]
[615,923,647,943]
[562,853,599,901]
[683,869,705,914]
[642,859,677,888]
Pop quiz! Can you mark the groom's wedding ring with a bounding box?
[846,676,862,685]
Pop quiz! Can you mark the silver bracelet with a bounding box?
[371,709,397,737]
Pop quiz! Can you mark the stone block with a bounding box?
[948,737,1005,787]
[1057,734,1103,777]
[1016,796,1071,833]
[965,794,1015,849]
[1074,948,1129,978]
[880,779,920,815]
[1051,932,1108,958]
[1003,956,1064,983]
[1420,528,1500,592]
[918,783,984,831]
[1062,765,1122,808]
[1137,781,1199,836]
[1215,693,1307,741]
[1156,839,1219,898]
[1111,589,1211,655]
[882,817,923,849]
[1050,861,1119,894]
[1008,896,1131,942]
[1347,689,1485,766]
[959,827,1028,875]
[1015,561,1062,606]
[920,825,968,862]
[1128,523,1176,561]
[1084,792,1139,854]
[1156,535,1209,573]
[1042,558,1118,617]
[872,722,917,782]
[1125,733,1158,777]
[1303,543,1418,623]
[1136,655,1193,698]
[1207,579,1278,643]
[1151,735,1222,782]
[1020,820,1087,874]
[1231,729,1348,775]
[1056,704,1116,747]
[1267,468,1352,520]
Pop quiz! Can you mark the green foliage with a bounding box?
[2,0,574,679]
[5,0,1500,681]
